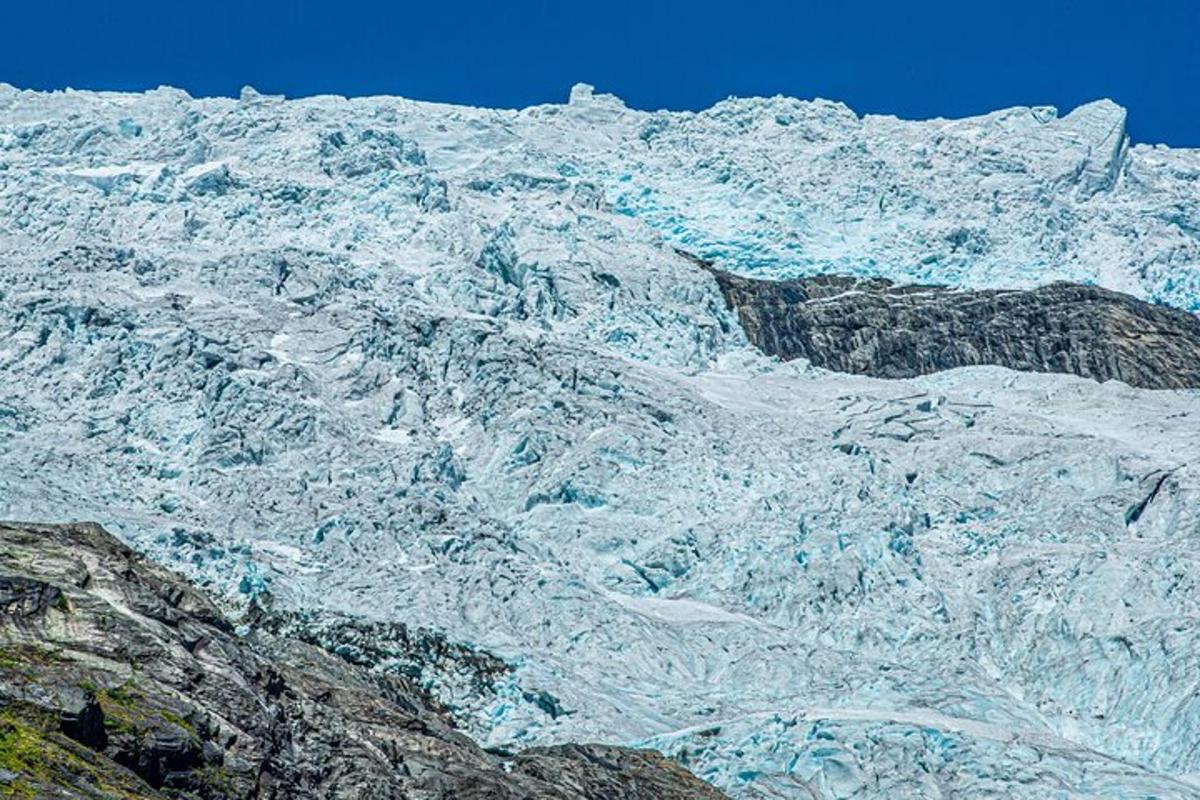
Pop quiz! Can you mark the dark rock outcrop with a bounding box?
[247,603,513,724]
[691,251,1200,389]
[0,521,727,800]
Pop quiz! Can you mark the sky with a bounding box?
[2,0,1198,145]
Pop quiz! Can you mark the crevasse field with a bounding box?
[2,81,1200,798]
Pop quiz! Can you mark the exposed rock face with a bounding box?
[700,256,1200,389]
[0,521,727,800]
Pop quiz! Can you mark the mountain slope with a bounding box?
[1,83,1199,797]
[0,520,727,799]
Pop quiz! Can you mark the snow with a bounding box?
[1,82,1199,798]
[603,590,775,629]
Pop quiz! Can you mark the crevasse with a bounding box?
[1,81,1199,798]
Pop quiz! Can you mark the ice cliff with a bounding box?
[1,80,1200,798]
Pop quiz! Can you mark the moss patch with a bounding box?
[0,712,45,799]
[0,706,161,800]
[0,643,65,675]
[96,681,196,742]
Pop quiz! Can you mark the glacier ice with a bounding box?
[1,81,1200,797]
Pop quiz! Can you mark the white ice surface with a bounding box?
[1,82,1200,798]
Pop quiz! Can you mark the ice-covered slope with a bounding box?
[2,82,1200,798]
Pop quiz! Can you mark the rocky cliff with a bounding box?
[0,521,727,800]
[700,256,1200,389]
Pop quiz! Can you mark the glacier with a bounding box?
[1,80,1200,798]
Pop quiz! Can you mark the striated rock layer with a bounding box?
[700,255,1200,389]
[0,520,727,800]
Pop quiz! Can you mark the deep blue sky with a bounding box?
[4,0,1199,145]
